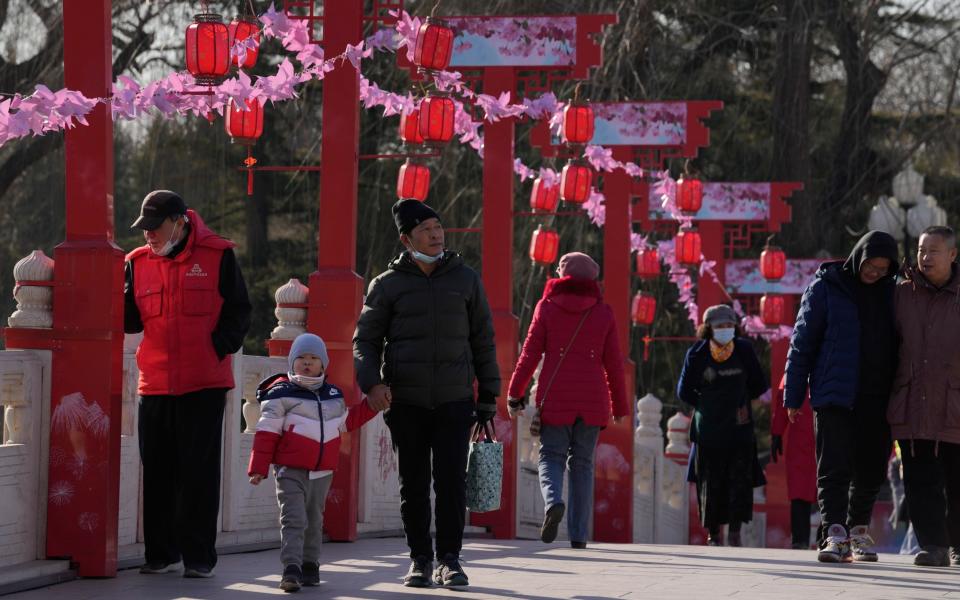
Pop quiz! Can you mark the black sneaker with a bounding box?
[433,553,469,587]
[951,547,960,567]
[403,556,432,588]
[300,562,320,586]
[571,541,587,549]
[139,560,182,574]
[280,564,302,592]
[183,566,215,578]
[540,503,565,544]
[914,546,950,567]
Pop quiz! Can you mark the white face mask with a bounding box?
[712,327,735,345]
[289,372,325,390]
[152,218,185,257]
[409,247,442,264]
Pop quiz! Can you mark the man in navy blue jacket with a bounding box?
[784,231,899,563]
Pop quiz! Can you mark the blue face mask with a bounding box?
[712,327,735,345]
[409,248,442,264]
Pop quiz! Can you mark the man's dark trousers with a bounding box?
[900,439,960,549]
[139,389,227,570]
[385,400,476,560]
[814,399,891,535]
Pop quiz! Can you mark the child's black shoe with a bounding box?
[301,562,320,586]
[280,564,302,593]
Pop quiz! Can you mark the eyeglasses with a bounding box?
[861,262,889,277]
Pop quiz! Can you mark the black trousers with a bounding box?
[791,499,812,547]
[814,402,891,535]
[900,439,960,550]
[384,400,475,560]
[138,389,226,569]
[694,442,755,531]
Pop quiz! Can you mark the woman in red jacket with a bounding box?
[507,252,629,549]
[771,374,817,549]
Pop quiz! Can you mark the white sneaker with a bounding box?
[817,524,852,563]
[849,525,878,562]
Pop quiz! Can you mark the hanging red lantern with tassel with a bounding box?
[760,244,787,282]
[676,177,704,214]
[530,177,560,213]
[399,109,424,145]
[186,6,231,86]
[228,15,261,70]
[414,18,455,72]
[561,103,595,145]
[675,228,702,265]
[631,292,657,326]
[396,160,431,201]
[529,226,560,265]
[225,98,265,195]
[761,293,785,326]
[636,247,661,279]
[418,95,455,144]
[560,160,592,204]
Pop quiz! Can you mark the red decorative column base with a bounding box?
[267,338,293,357]
[308,267,363,541]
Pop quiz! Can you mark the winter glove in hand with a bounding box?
[771,434,783,464]
[476,391,498,424]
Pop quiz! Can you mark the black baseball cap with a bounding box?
[131,190,188,231]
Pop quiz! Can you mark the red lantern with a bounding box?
[677,178,703,214]
[761,293,785,326]
[631,292,657,326]
[560,161,592,204]
[529,226,560,265]
[225,98,264,144]
[397,160,431,201]
[760,245,787,282]
[186,12,231,86]
[228,16,260,70]
[418,95,455,144]
[399,109,424,145]
[414,19,455,72]
[561,103,595,145]
[636,247,661,279]
[675,229,702,265]
[530,177,560,213]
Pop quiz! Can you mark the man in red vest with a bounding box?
[124,190,251,578]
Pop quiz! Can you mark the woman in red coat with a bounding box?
[771,373,817,549]
[507,252,629,549]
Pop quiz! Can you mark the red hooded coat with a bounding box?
[507,277,629,426]
[771,374,817,503]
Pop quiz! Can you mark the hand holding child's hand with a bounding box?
[249,474,264,485]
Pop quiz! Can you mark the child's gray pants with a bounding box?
[275,467,333,567]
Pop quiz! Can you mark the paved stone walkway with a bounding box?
[7,537,960,599]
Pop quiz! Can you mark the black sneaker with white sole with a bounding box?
[433,553,469,587]
[540,503,565,544]
[139,561,182,574]
[403,556,433,588]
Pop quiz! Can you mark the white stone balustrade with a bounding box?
[633,393,663,543]
[271,278,309,340]
[8,250,54,329]
[664,410,692,464]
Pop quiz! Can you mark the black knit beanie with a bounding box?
[392,199,441,235]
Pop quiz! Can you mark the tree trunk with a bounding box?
[771,0,815,249]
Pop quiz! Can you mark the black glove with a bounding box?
[771,434,783,464]
[476,391,498,424]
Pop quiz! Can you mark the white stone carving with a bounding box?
[242,399,261,434]
[665,411,691,463]
[8,250,54,329]
[271,278,308,340]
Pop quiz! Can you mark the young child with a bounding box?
[248,333,385,592]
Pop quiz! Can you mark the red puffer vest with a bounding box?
[127,209,235,395]
[507,277,629,426]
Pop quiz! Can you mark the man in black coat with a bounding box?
[353,199,500,588]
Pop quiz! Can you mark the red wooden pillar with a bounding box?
[470,67,518,539]
[696,222,728,317]
[4,0,125,576]
[308,0,364,541]
[591,148,635,542]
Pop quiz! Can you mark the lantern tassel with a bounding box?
[244,147,257,196]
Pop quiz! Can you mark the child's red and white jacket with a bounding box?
[247,374,377,477]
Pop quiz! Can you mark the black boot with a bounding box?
[300,561,320,586]
[280,564,302,593]
[403,556,433,588]
[540,503,565,544]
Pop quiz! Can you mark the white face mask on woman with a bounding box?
[712,327,735,345]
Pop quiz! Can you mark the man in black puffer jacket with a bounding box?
[353,199,500,589]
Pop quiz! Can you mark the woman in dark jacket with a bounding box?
[506,252,629,550]
[677,305,769,547]
[784,230,899,563]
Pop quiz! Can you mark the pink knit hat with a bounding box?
[557,252,600,280]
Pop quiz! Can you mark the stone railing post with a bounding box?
[8,250,54,329]
[656,410,692,544]
[1,371,27,445]
[664,411,692,465]
[271,278,309,341]
[633,393,663,543]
